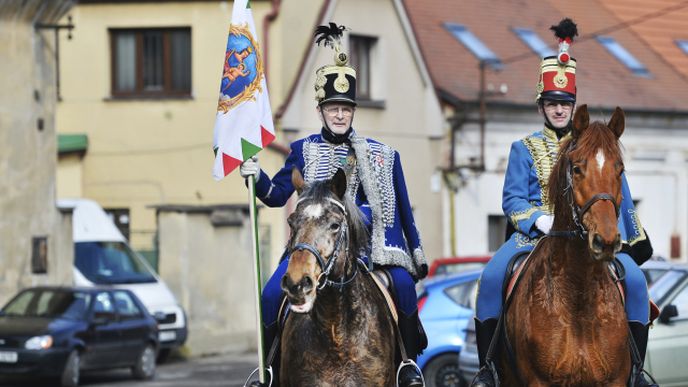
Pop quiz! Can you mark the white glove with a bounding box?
[535,214,554,234]
[239,156,260,181]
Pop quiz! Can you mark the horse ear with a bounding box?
[572,104,589,140]
[330,168,348,200]
[608,106,625,138]
[292,167,305,194]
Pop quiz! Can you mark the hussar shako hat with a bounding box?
[313,22,357,106]
[536,18,578,103]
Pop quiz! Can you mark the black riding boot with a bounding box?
[471,318,498,387]
[248,322,280,387]
[397,310,427,387]
[629,322,658,387]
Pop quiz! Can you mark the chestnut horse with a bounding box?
[503,105,631,386]
[279,168,397,386]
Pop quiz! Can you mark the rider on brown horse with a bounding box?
[241,23,428,387]
[471,18,656,387]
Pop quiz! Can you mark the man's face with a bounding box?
[540,99,574,129]
[318,103,355,134]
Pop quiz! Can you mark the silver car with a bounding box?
[645,261,688,386]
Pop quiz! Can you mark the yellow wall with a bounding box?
[56,1,297,264]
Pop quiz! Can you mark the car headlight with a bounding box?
[25,335,53,350]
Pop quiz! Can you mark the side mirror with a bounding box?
[658,304,678,324]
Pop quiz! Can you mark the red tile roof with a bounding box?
[404,0,688,111]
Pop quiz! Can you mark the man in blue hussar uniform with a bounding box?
[471,19,657,387]
[241,23,427,387]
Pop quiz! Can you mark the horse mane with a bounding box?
[548,121,623,229]
[298,179,371,257]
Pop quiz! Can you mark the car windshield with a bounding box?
[649,269,685,305]
[75,241,157,284]
[2,289,91,320]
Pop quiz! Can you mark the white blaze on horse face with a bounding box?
[595,148,606,173]
[303,204,323,219]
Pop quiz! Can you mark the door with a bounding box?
[646,278,688,385]
[84,291,121,368]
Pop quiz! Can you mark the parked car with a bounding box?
[645,261,688,386]
[457,318,479,385]
[427,256,491,278]
[0,286,158,386]
[458,260,688,385]
[417,269,481,387]
[58,198,188,361]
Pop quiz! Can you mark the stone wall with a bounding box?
[0,0,76,305]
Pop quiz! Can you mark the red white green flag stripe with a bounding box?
[212,0,275,180]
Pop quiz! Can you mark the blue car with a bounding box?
[417,269,481,387]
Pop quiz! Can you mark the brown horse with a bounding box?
[503,105,630,386]
[279,168,397,386]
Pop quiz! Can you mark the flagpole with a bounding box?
[248,174,267,384]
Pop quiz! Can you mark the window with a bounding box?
[596,36,649,77]
[111,28,191,97]
[444,23,501,68]
[513,27,556,58]
[488,215,507,252]
[349,35,377,100]
[105,208,130,241]
[676,40,688,55]
[93,292,115,320]
[113,291,143,319]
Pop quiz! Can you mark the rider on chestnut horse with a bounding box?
[471,18,656,387]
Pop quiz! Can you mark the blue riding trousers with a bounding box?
[261,256,418,328]
[476,236,650,324]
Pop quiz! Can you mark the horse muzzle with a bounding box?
[589,232,621,261]
[281,274,316,313]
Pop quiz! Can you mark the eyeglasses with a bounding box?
[322,106,354,117]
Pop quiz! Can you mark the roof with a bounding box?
[600,0,688,80]
[404,0,688,111]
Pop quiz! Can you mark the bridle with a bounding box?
[290,197,358,290]
[549,141,620,239]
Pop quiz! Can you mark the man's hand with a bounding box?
[240,156,260,181]
[535,214,554,235]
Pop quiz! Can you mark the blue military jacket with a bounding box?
[503,127,647,248]
[254,131,427,279]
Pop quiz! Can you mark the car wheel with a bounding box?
[423,353,464,387]
[60,350,80,387]
[132,344,156,380]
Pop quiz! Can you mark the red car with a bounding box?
[426,256,491,277]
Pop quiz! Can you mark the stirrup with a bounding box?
[395,359,425,387]
[243,366,273,387]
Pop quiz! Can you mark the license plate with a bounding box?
[0,351,17,363]
[159,331,176,342]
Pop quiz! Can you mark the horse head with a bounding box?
[551,104,626,261]
[280,168,368,313]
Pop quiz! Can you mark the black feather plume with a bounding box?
[314,22,347,48]
[550,18,578,42]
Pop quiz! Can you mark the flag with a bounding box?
[212,0,276,180]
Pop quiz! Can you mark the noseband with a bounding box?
[290,197,357,290]
[550,144,620,239]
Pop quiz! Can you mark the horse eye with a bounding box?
[330,223,340,231]
[572,165,582,175]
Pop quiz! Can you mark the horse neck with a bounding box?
[311,255,362,326]
[540,237,613,308]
